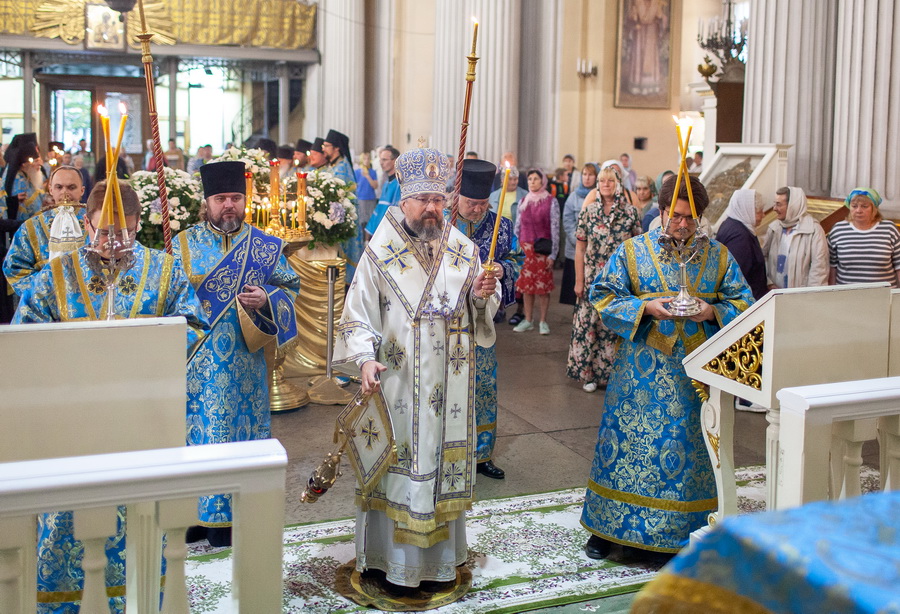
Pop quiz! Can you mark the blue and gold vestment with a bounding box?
[1,171,45,221]
[581,227,753,552]
[454,211,522,463]
[3,206,87,295]
[12,242,209,614]
[174,221,300,526]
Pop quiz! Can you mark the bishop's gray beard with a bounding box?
[408,214,443,241]
[209,215,241,234]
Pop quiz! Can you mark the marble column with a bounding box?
[517,0,560,169]
[277,63,290,145]
[832,0,900,214]
[432,0,521,165]
[319,0,365,154]
[370,0,395,149]
[742,0,837,196]
[168,58,178,142]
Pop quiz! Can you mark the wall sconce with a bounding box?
[576,58,597,79]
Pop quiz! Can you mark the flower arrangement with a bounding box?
[130,168,203,250]
[212,146,271,209]
[284,170,358,248]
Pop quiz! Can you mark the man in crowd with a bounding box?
[276,144,295,179]
[581,175,753,562]
[308,137,327,169]
[323,128,362,281]
[294,138,313,171]
[333,146,500,599]
[762,186,829,289]
[3,165,87,295]
[165,138,185,170]
[453,158,522,480]
[619,152,638,191]
[13,180,208,613]
[174,160,301,547]
[364,144,401,238]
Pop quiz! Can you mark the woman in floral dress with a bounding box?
[567,166,641,391]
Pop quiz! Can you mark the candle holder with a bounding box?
[85,230,136,321]
[657,221,709,318]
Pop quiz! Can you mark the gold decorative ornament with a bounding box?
[692,379,710,403]
[706,429,721,468]
[701,323,764,390]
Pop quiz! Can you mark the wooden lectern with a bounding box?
[682,283,891,535]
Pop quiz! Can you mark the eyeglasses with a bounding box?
[411,195,447,207]
[87,218,141,240]
[667,213,698,225]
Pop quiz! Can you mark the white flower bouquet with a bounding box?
[285,170,358,248]
[130,168,203,249]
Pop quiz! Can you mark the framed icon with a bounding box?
[85,3,126,51]
[615,0,673,109]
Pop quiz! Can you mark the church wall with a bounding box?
[557,0,691,180]
[388,0,436,152]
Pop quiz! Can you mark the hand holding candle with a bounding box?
[487,163,511,262]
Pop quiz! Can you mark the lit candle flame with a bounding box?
[98,104,108,117]
[119,101,127,115]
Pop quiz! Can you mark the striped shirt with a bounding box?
[827,220,900,287]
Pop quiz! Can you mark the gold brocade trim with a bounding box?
[71,254,99,320]
[393,524,450,548]
[586,479,717,513]
[37,576,165,603]
[631,573,774,614]
[702,323,764,390]
[357,496,473,538]
[197,521,231,528]
[129,249,152,319]
[441,446,469,463]
[50,257,70,320]
[646,324,676,356]
[155,253,174,317]
[580,521,681,553]
[24,188,44,208]
[26,218,43,267]
[475,422,496,433]
[625,239,641,294]
[237,299,276,354]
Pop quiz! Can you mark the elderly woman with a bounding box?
[567,166,641,392]
[716,189,768,300]
[828,188,900,287]
[634,175,656,219]
[560,163,600,305]
[513,168,558,335]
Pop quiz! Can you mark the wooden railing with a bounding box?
[0,439,287,614]
[777,377,900,508]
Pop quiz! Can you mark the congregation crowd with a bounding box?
[1,126,899,608]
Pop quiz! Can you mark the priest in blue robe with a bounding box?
[323,128,363,282]
[581,174,754,560]
[13,180,209,614]
[453,159,522,479]
[4,165,87,295]
[174,160,300,547]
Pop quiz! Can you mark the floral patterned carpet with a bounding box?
[184,466,879,613]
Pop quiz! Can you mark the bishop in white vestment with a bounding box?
[332,147,500,588]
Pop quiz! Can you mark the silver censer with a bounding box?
[657,219,709,317]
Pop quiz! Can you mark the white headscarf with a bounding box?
[723,189,761,233]
[781,186,808,228]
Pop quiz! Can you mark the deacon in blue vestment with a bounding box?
[323,128,363,282]
[13,180,209,614]
[581,175,753,559]
[453,159,523,480]
[4,165,87,295]
[174,160,300,547]
[365,145,402,237]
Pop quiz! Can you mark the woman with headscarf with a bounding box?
[560,163,600,305]
[716,189,767,300]
[828,188,900,287]
[762,186,829,289]
[513,168,559,335]
[567,166,641,392]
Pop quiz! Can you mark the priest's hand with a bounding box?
[237,285,268,310]
[644,297,675,320]
[687,299,715,323]
[474,271,498,298]
[361,360,387,394]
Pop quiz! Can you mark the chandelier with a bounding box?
[697,0,748,84]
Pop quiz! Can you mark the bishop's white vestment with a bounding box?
[333,207,499,586]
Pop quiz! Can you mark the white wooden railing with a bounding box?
[777,377,900,508]
[0,439,287,614]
